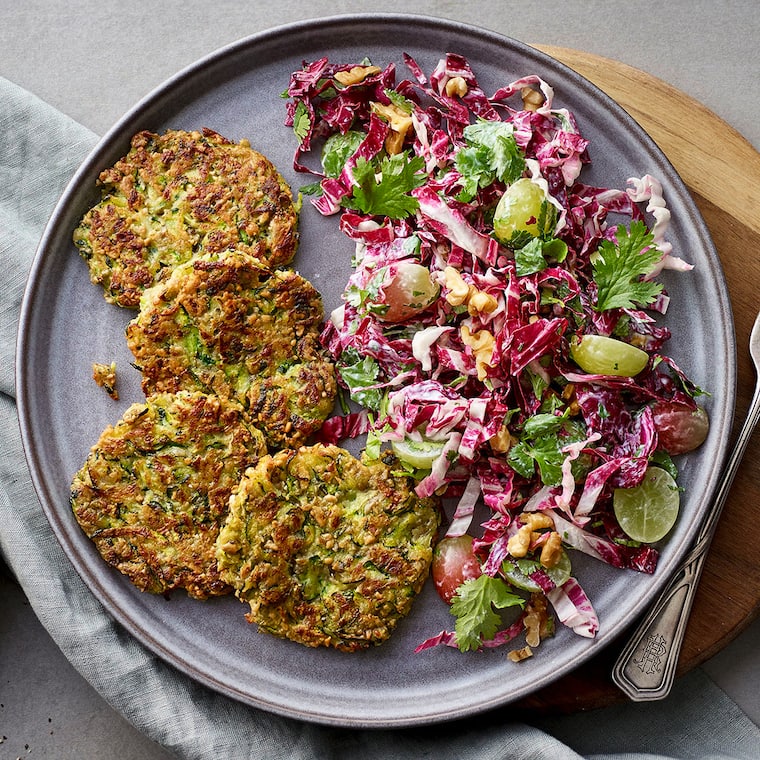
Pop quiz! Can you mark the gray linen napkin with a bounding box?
[1,74,759,760]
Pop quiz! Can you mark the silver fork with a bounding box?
[612,310,760,701]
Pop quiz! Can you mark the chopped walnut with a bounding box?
[630,332,648,348]
[370,101,414,155]
[520,86,545,112]
[540,531,563,569]
[92,362,118,400]
[508,645,533,663]
[334,65,381,86]
[489,424,515,453]
[444,76,468,98]
[524,592,553,647]
[561,382,582,416]
[520,512,555,531]
[443,266,472,306]
[460,324,494,354]
[467,290,498,317]
[443,266,499,317]
[460,324,496,381]
[506,524,532,558]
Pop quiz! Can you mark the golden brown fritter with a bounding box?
[216,444,441,651]
[125,249,336,450]
[70,391,267,599]
[73,128,299,308]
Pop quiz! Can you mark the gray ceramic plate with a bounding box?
[17,14,735,727]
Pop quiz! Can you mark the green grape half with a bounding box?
[613,467,680,543]
[570,334,649,377]
[493,178,556,246]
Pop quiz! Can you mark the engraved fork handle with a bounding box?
[612,372,760,701]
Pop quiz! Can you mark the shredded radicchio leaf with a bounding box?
[284,51,704,653]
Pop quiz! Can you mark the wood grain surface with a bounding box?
[507,46,760,714]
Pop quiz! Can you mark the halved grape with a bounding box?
[652,400,709,455]
[376,262,440,322]
[613,466,680,543]
[493,178,555,245]
[570,334,649,377]
[432,535,482,604]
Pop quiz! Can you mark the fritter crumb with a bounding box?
[92,361,118,399]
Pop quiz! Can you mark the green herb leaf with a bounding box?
[385,88,414,114]
[450,574,525,652]
[463,121,525,184]
[649,449,679,481]
[321,130,365,178]
[508,414,586,487]
[508,435,565,486]
[506,440,536,480]
[338,350,383,410]
[592,221,663,312]
[292,101,311,144]
[514,238,549,276]
[522,412,565,438]
[454,145,493,202]
[298,181,323,196]
[454,121,525,202]
[344,153,426,219]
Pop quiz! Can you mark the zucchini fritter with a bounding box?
[125,249,336,449]
[216,444,441,651]
[70,391,266,599]
[73,128,299,308]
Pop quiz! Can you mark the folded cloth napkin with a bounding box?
[1,74,759,760]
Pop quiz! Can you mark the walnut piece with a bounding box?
[506,524,532,558]
[520,86,545,112]
[520,512,555,531]
[540,531,563,569]
[460,324,496,381]
[508,645,533,663]
[444,76,468,98]
[334,65,381,86]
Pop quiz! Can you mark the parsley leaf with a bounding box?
[508,414,587,486]
[385,88,414,114]
[463,121,525,184]
[321,130,365,178]
[451,575,525,652]
[508,434,565,486]
[522,412,566,438]
[298,181,322,196]
[344,153,426,219]
[292,101,311,144]
[455,120,525,202]
[515,237,568,276]
[454,145,493,202]
[592,221,663,312]
[338,350,383,411]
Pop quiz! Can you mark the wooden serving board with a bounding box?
[510,46,760,713]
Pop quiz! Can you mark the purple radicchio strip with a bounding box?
[546,577,599,638]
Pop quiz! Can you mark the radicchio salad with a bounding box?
[284,53,710,659]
